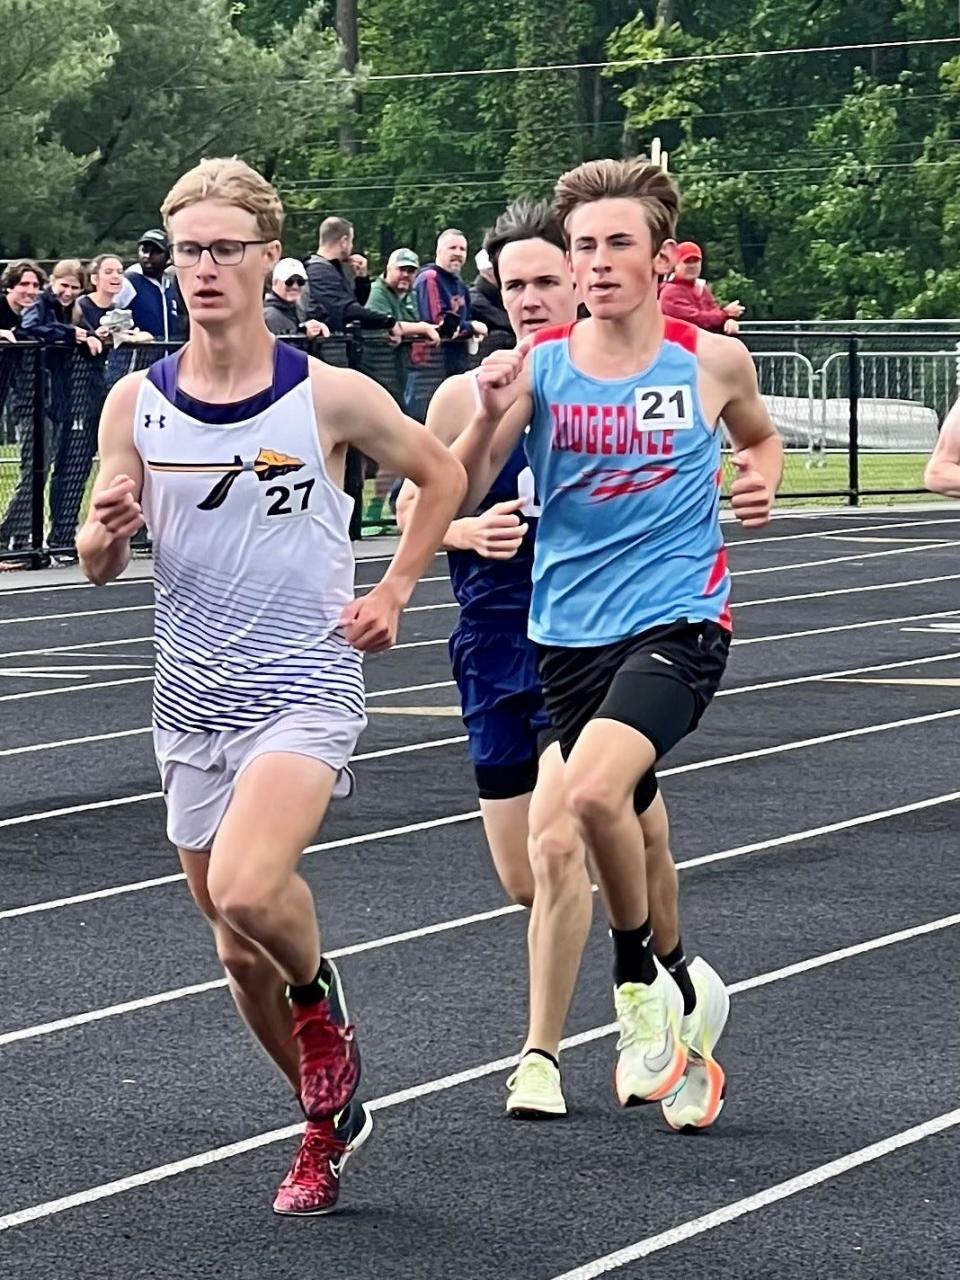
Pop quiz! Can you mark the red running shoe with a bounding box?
[292,957,361,1120]
[273,1101,373,1216]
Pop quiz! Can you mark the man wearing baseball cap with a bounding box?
[367,248,440,343]
[263,258,331,339]
[121,227,183,341]
[659,240,745,335]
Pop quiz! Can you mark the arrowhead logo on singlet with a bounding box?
[147,448,306,510]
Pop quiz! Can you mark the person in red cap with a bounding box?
[659,241,744,335]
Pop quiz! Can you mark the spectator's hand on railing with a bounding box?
[448,499,528,560]
[386,323,403,348]
[413,322,441,346]
[303,320,331,340]
[723,318,740,336]
[0,329,16,343]
[85,335,104,357]
[724,301,745,319]
[73,327,89,345]
[471,321,489,339]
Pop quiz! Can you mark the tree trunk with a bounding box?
[336,0,358,156]
[656,0,676,23]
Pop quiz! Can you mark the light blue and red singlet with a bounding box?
[526,317,731,647]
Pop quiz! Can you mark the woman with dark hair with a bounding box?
[51,255,152,561]
[0,261,47,557]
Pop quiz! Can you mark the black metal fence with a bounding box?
[0,326,955,566]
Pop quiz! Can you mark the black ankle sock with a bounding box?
[523,1047,559,1070]
[288,962,331,1006]
[612,919,657,986]
[659,941,697,1016]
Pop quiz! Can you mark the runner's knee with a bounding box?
[214,922,273,988]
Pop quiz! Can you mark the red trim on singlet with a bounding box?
[704,546,733,631]
[663,317,699,354]
[529,322,577,348]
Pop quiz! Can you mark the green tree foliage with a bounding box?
[0,0,116,255]
[7,0,959,318]
[610,0,958,317]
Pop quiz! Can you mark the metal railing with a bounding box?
[1,327,956,566]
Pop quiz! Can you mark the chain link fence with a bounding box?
[1,326,956,566]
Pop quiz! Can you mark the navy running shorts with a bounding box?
[448,622,552,800]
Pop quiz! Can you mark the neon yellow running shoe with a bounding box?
[661,957,730,1133]
[614,960,687,1107]
[505,1053,567,1119]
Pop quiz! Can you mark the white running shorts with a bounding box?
[154,705,366,851]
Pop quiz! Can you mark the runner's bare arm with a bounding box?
[77,373,147,586]
[395,376,530,560]
[924,398,960,496]
[450,349,533,514]
[316,365,465,649]
[705,337,782,529]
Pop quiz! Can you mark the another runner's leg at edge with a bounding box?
[453,158,783,1130]
[76,158,465,1214]
[398,199,683,1120]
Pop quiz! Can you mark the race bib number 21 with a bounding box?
[633,385,695,431]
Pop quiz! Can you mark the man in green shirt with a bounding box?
[367,248,439,337]
[363,250,440,527]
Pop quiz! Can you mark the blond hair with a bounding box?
[161,157,284,241]
[51,258,85,283]
[553,158,680,253]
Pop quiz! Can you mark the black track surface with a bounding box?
[1,508,959,1279]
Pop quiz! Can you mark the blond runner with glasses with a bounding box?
[77,156,465,1217]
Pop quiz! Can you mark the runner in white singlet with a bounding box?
[76,158,465,1217]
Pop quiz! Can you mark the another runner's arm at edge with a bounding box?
[317,364,465,602]
[924,398,960,496]
[448,352,533,515]
[709,336,783,496]
[395,375,492,551]
[77,373,147,586]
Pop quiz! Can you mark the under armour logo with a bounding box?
[144,413,166,429]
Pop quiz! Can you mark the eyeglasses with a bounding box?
[283,277,306,288]
[171,239,273,267]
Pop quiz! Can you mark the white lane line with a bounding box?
[0,604,152,627]
[727,516,960,546]
[734,608,958,646]
[718,648,960,698]
[0,810,481,921]
[0,679,459,758]
[662,707,960,777]
[5,646,959,761]
[824,535,953,544]
[0,730,470,831]
[734,573,960,610]
[0,675,153,703]
[0,910,954,1234]
[0,577,453,627]
[548,1111,960,1279]
[5,680,960,916]
[4,789,958,1047]
[731,539,960,577]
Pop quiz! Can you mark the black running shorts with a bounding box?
[537,619,731,813]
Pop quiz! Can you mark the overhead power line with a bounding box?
[362,35,960,84]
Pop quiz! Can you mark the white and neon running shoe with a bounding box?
[614,960,687,1107]
[506,1052,567,1119]
[661,956,730,1132]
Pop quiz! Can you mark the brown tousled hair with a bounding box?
[553,158,680,252]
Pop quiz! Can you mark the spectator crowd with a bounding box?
[0,219,743,563]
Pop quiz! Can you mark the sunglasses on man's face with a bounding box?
[284,276,306,288]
